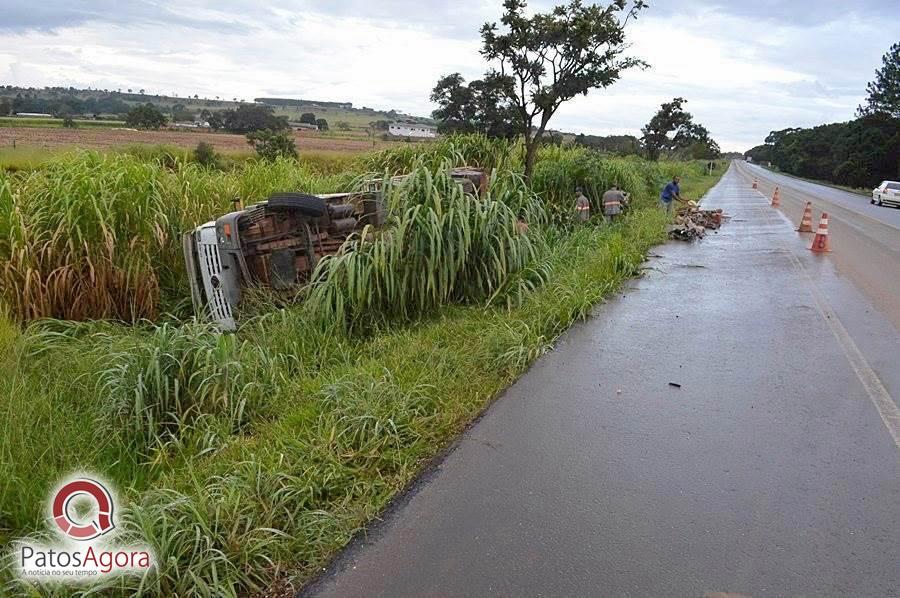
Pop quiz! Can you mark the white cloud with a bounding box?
[0,0,897,152]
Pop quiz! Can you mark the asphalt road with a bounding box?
[303,164,900,598]
[737,161,900,328]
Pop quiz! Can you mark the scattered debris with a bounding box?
[668,201,728,241]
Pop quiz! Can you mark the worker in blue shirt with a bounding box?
[660,176,683,217]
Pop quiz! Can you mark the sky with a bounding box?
[0,1,897,151]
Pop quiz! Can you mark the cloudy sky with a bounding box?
[1,1,897,151]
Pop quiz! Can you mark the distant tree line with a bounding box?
[0,93,131,117]
[572,134,643,155]
[745,115,900,188]
[745,42,900,188]
[254,98,352,109]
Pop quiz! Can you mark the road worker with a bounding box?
[660,176,683,217]
[574,187,591,222]
[602,185,626,222]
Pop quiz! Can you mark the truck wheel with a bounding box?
[267,193,327,217]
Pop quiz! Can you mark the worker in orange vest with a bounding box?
[602,185,625,222]
[574,187,591,223]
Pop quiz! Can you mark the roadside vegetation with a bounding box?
[0,0,738,591]
[0,132,725,594]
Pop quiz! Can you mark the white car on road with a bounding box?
[871,180,900,207]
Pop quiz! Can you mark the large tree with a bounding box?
[857,42,900,118]
[677,123,721,160]
[431,72,521,138]
[479,0,646,179]
[221,104,288,134]
[124,103,167,130]
[641,97,719,160]
[641,97,692,160]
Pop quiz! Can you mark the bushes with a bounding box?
[530,146,706,219]
[246,129,298,161]
[0,153,169,321]
[194,141,220,169]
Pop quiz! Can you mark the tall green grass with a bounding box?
[0,140,727,595]
[306,163,547,331]
[364,134,518,174]
[0,152,356,322]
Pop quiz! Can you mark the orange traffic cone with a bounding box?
[797,202,814,232]
[809,213,831,253]
[752,178,758,190]
[771,187,781,207]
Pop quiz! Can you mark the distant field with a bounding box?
[270,104,434,131]
[0,126,391,155]
[0,117,126,129]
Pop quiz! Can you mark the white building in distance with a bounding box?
[388,123,437,139]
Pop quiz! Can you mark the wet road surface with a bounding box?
[737,161,900,328]
[303,165,900,598]
[738,162,900,230]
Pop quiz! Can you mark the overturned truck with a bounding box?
[184,168,488,330]
[183,191,385,330]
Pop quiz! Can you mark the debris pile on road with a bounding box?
[668,201,727,241]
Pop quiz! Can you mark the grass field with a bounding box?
[0,117,126,129]
[0,127,390,157]
[0,137,726,595]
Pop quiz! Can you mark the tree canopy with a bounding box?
[857,42,900,118]
[220,105,289,134]
[124,103,167,130]
[434,0,645,179]
[430,73,521,138]
[641,97,720,160]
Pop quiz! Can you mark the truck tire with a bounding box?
[267,193,327,217]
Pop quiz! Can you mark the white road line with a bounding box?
[738,162,900,233]
[752,197,900,449]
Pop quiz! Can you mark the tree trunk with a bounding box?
[524,138,538,181]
